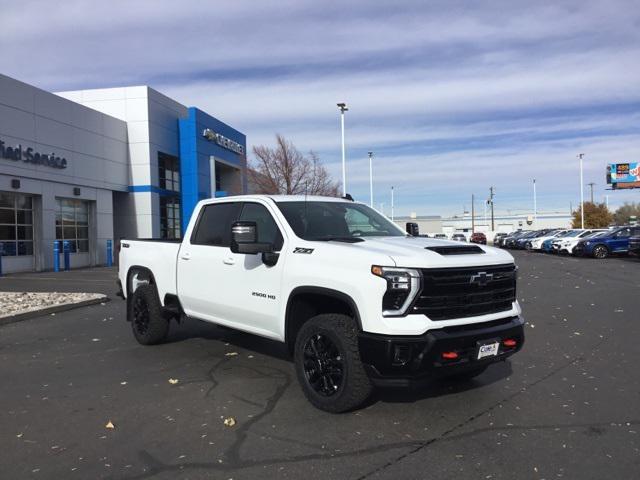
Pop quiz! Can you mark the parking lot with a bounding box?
[1,252,639,480]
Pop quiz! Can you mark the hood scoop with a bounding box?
[425,245,485,255]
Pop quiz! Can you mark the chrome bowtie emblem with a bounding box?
[470,272,493,286]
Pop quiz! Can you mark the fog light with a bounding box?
[503,339,517,348]
[441,351,458,360]
[392,345,411,365]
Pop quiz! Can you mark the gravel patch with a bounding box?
[0,292,107,319]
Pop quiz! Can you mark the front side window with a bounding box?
[55,199,89,253]
[276,201,404,240]
[239,203,283,250]
[0,192,33,256]
[191,202,241,246]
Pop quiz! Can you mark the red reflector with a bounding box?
[503,339,517,347]
[441,351,458,360]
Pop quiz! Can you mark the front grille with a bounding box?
[413,264,516,320]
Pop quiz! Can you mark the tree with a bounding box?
[613,202,640,225]
[571,202,613,228]
[248,135,340,196]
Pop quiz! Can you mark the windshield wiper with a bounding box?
[306,236,365,243]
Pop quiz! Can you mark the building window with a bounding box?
[159,152,180,193]
[55,199,90,253]
[158,152,181,239]
[160,196,181,239]
[0,192,34,256]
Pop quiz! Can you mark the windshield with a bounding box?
[276,201,404,240]
[562,230,584,238]
[585,231,607,238]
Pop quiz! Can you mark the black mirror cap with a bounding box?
[406,222,419,236]
[232,221,257,244]
[230,221,274,254]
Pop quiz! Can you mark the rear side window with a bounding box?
[191,202,241,246]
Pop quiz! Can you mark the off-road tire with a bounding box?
[128,284,169,345]
[294,314,372,413]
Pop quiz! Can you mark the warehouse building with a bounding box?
[0,73,246,273]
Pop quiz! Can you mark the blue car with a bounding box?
[574,226,640,258]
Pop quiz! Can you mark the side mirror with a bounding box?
[406,222,419,236]
[230,221,274,254]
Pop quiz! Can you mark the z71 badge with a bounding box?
[293,247,314,254]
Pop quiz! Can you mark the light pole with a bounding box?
[533,178,537,227]
[578,153,585,229]
[391,186,395,222]
[337,103,348,196]
[368,151,374,207]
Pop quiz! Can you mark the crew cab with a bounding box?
[574,226,640,258]
[117,195,524,412]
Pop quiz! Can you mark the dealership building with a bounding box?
[0,73,247,273]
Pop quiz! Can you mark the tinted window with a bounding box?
[191,202,241,246]
[276,201,403,240]
[615,228,631,238]
[239,203,284,250]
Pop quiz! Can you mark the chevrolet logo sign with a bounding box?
[470,271,493,286]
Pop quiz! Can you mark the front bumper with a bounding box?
[358,316,525,387]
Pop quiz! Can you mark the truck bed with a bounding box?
[118,239,181,304]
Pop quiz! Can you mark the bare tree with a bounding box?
[248,134,340,196]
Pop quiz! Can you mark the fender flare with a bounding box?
[284,286,363,345]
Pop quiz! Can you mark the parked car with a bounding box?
[117,195,525,412]
[470,232,487,244]
[629,233,640,257]
[433,233,447,239]
[518,229,554,250]
[451,233,467,242]
[512,230,541,249]
[493,232,508,246]
[553,229,606,255]
[529,229,567,251]
[574,226,640,259]
[503,231,529,249]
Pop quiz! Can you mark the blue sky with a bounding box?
[1,0,639,216]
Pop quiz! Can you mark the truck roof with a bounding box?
[204,194,356,204]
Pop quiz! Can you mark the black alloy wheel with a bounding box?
[303,333,344,397]
[133,295,150,336]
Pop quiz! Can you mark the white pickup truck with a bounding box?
[118,195,524,412]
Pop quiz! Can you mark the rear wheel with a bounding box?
[294,314,372,413]
[128,284,169,345]
[592,244,609,259]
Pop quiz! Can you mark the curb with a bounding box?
[0,296,110,326]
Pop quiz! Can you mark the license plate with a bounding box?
[477,342,500,360]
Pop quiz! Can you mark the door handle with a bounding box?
[180,252,191,260]
[223,257,235,265]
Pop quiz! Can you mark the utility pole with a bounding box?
[471,194,475,233]
[488,186,495,232]
[337,103,348,196]
[588,182,595,203]
[368,151,374,207]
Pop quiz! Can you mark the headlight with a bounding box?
[372,266,421,317]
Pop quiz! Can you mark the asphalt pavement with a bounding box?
[1,252,639,479]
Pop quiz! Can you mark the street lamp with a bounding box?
[337,103,348,196]
[533,178,537,227]
[368,151,373,207]
[391,186,395,221]
[578,153,585,229]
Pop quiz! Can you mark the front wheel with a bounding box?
[592,245,609,259]
[294,314,372,413]
[128,284,169,345]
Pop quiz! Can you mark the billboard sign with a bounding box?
[607,163,640,189]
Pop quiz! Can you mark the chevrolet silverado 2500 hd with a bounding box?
[117,195,524,412]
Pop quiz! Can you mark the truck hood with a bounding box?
[331,236,514,268]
